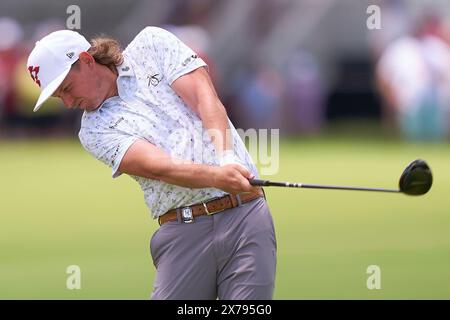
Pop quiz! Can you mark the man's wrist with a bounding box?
[209,165,221,189]
[217,150,254,179]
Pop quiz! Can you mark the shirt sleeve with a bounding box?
[142,26,208,84]
[79,124,139,179]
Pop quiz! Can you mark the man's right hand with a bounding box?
[212,164,258,195]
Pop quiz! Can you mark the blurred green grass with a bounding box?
[1,137,449,299]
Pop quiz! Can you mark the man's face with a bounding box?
[52,57,105,112]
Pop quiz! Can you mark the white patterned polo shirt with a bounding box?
[78,27,258,219]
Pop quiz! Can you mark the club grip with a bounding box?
[249,179,270,186]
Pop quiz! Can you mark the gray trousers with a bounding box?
[150,197,277,300]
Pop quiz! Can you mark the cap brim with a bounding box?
[33,66,71,112]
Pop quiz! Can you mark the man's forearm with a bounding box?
[197,99,232,156]
[150,159,254,195]
[151,160,219,189]
[119,139,254,194]
[119,139,219,189]
[171,67,234,157]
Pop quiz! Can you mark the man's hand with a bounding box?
[212,164,258,195]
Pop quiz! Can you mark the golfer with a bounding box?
[27,27,276,299]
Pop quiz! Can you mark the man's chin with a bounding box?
[84,103,101,112]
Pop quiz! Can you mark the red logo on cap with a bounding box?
[28,66,41,87]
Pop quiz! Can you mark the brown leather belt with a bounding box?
[158,188,265,225]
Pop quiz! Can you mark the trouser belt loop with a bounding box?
[236,194,242,207]
[229,194,238,208]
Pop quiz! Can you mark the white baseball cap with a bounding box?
[27,29,91,112]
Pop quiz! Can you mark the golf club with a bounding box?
[249,159,433,196]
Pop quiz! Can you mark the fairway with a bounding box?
[1,137,449,299]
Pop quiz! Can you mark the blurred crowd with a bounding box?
[1,0,450,141]
[373,1,450,141]
[0,17,79,138]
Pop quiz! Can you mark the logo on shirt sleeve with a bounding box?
[181,54,198,67]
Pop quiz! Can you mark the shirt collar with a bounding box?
[116,58,134,77]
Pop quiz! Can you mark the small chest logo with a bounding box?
[147,74,162,87]
[66,52,75,59]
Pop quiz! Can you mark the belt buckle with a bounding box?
[202,197,225,216]
[181,207,194,223]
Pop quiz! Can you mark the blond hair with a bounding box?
[88,36,124,74]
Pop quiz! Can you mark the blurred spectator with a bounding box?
[0,17,25,131]
[5,18,73,137]
[368,0,410,60]
[376,13,450,141]
[282,50,325,135]
[234,65,284,130]
[164,24,217,83]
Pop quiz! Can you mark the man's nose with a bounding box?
[61,94,75,108]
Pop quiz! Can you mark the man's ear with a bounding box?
[78,52,95,67]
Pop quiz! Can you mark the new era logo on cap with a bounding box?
[27,29,91,112]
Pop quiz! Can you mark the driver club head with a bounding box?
[399,159,433,196]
